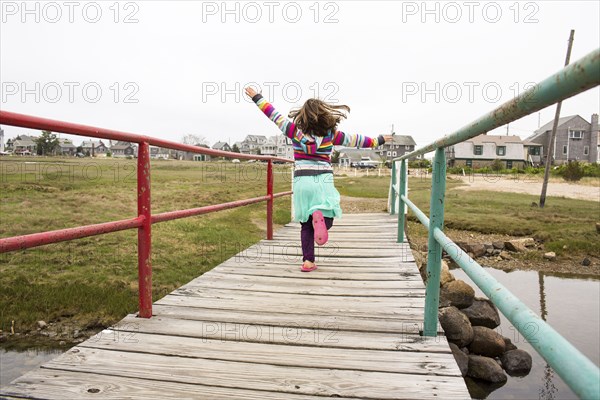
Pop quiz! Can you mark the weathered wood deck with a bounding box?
[1,213,470,399]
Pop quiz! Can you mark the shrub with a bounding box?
[561,161,584,182]
[491,159,503,171]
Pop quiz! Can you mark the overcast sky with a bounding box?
[1,0,599,151]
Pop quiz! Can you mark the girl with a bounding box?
[245,87,390,272]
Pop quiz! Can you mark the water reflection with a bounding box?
[451,266,599,400]
[0,347,64,387]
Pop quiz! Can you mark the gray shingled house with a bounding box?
[525,114,599,165]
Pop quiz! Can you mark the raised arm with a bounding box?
[332,130,386,148]
[246,89,298,139]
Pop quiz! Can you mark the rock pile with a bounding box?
[418,260,533,383]
[455,238,539,262]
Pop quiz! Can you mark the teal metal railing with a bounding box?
[389,48,600,399]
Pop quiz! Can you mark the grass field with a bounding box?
[0,158,293,336]
[1,158,598,341]
[336,174,600,255]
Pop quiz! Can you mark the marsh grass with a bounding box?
[336,175,599,256]
[0,158,292,333]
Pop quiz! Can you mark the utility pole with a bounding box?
[539,29,575,208]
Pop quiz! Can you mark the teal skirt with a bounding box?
[293,174,342,223]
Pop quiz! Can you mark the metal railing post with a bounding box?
[266,159,274,240]
[397,160,407,243]
[390,161,397,215]
[423,148,446,336]
[137,141,152,318]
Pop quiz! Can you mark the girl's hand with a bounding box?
[244,86,259,98]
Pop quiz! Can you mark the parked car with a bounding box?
[357,161,378,169]
[231,159,240,163]
[75,152,86,158]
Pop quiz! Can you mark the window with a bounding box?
[474,145,483,155]
[466,160,472,167]
[569,130,584,139]
[496,146,506,156]
[392,151,397,157]
[387,151,391,156]
[506,160,513,169]
[584,146,589,156]
[563,145,568,155]
[528,146,541,156]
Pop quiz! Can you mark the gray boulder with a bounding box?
[439,306,474,348]
[501,349,532,376]
[503,336,517,351]
[449,342,468,377]
[468,326,506,357]
[440,279,475,309]
[467,355,508,383]
[492,241,505,250]
[461,297,501,329]
[440,261,455,287]
[505,238,535,252]
[464,243,487,258]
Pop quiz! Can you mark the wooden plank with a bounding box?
[150,303,428,334]
[209,266,421,281]
[195,272,425,289]
[179,278,425,297]
[228,254,415,265]
[81,329,461,377]
[218,258,418,269]
[159,289,426,315]
[41,347,468,399]
[1,369,326,400]
[216,262,417,274]
[221,257,416,268]
[112,314,445,351]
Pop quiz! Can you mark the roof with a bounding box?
[245,135,267,142]
[468,134,523,145]
[338,148,377,161]
[111,142,135,150]
[81,140,105,148]
[212,141,230,150]
[523,141,542,146]
[389,135,416,146]
[526,115,581,141]
[59,139,75,148]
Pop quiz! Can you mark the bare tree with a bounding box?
[181,134,208,146]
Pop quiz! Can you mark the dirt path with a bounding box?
[451,175,599,202]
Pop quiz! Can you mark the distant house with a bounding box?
[374,135,417,161]
[212,141,232,153]
[11,135,38,155]
[446,134,526,169]
[338,148,379,167]
[525,114,599,164]
[260,135,293,160]
[180,144,212,161]
[82,140,108,156]
[239,135,268,154]
[110,141,137,158]
[58,139,76,156]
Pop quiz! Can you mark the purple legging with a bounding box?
[300,214,334,262]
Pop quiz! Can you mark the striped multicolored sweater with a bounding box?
[253,94,384,175]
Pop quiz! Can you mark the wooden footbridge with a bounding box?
[1,214,469,399]
[3,48,600,399]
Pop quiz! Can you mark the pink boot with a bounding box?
[312,210,328,246]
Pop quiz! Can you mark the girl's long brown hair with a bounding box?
[288,99,350,137]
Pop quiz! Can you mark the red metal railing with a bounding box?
[0,110,293,318]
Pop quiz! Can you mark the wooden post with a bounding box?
[540,30,575,208]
